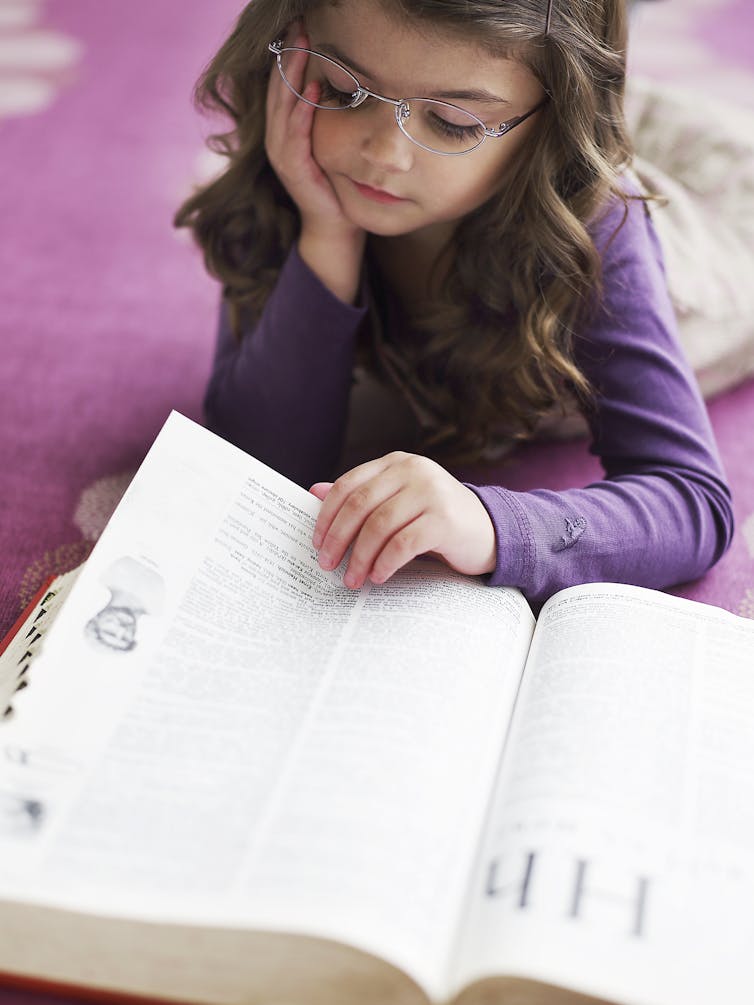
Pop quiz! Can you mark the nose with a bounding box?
[359,102,415,173]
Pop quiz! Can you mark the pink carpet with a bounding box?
[0,0,240,636]
[0,0,753,1001]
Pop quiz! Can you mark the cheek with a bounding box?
[449,142,526,212]
[311,111,351,167]
[432,160,506,217]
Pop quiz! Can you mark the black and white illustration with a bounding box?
[0,789,45,839]
[84,556,166,654]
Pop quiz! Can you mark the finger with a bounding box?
[343,492,428,589]
[317,474,403,573]
[312,454,400,550]
[274,35,309,106]
[313,460,410,570]
[288,80,320,141]
[267,77,319,176]
[281,20,306,47]
[368,514,437,585]
[309,481,333,501]
[266,34,308,126]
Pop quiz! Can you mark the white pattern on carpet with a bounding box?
[0,0,82,118]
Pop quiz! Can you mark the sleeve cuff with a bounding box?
[465,484,536,591]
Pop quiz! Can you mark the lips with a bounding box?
[350,179,407,204]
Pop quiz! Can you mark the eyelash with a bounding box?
[320,80,357,107]
[427,113,482,141]
[319,80,485,143]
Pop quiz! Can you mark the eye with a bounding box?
[318,78,357,108]
[302,52,361,109]
[426,110,484,144]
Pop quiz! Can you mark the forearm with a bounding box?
[298,225,366,305]
[469,468,733,604]
[204,245,367,487]
[467,184,735,603]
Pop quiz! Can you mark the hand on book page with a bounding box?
[309,453,496,589]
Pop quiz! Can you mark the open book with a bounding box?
[1,411,753,1005]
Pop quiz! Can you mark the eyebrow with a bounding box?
[316,42,512,105]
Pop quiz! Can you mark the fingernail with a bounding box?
[344,572,358,589]
[312,531,322,548]
[319,553,334,570]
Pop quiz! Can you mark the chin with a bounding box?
[332,187,417,234]
[340,204,422,237]
[361,220,420,237]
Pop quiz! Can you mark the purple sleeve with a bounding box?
[204,244,367,487]
[468,196,734,603]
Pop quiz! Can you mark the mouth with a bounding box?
[350,179,407,204]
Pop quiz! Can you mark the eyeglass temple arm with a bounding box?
[488,98,547,138]
[545,0,554,35]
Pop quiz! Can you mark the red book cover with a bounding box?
[0,971,190,1005]
[0,577,57,660]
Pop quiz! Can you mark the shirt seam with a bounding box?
[486,485,536,593]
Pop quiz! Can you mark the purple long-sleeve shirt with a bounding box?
[204,194,733,603]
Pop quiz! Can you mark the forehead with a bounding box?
[306,0,535,100]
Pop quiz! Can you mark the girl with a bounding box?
[175,0,733,604]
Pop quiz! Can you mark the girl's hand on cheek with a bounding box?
[265,29,359,242]
[310,454,497,589]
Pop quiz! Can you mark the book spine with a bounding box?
[0,575,58,720]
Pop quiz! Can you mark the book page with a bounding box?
[0,411,535,1002]
[449,583,754,1005]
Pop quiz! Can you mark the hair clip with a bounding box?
[545,0,554,34]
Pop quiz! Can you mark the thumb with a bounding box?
[309,481,334,501]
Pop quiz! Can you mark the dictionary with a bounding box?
[1,411,753,1005]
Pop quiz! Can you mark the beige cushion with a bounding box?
[626,76,754,398]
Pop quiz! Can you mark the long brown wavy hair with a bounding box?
[175,0,634,460]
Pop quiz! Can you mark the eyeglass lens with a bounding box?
[277,48,488,154]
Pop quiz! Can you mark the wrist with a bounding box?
[463,487,498,577]
[298,223,366,305]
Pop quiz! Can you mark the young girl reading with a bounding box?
[175,0,734,604]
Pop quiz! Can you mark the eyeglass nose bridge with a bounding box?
[350,87,405,112]
[350,88,412,131]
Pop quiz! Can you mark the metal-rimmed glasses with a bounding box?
[268,39,546,157]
